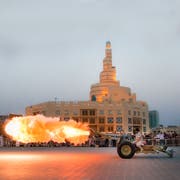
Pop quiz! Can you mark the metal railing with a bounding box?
[143,136,180,146]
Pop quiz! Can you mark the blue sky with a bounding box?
[0,0,180,126]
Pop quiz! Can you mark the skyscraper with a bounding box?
[149,110,159,128]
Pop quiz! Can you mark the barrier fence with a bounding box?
[144,137,180,146]
[1,136,180,147]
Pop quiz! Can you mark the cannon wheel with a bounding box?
[117,141,135,159]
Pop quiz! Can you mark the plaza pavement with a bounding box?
[0,146,179,180]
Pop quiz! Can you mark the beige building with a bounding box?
[26,41,150,134]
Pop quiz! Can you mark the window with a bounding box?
[89,118,95,124]
[89,109,96,116]
[143,127,146,132]
[99,110,104,115]
[64,110,69,115]
[116,117,122,123]
[99,117,105,123]
[128,126,132,132]
[64,117,70,121]
[107,117,114,123]
[108,126,113,132]
[99,126,105,132]
[117,110,121,115]
[116,126,122,132]
[82,110,88,116]
[128,118,132,124]
[91,95,96,101]
[108,110,113,115]
[133,111,136,116]
[143,119,146,125]
[128,110,131,115]
[73,110,78,115]
[133,118,141,124]
[82,118,88,123]
[55,110,60,115]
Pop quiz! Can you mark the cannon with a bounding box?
[117,135,174,159]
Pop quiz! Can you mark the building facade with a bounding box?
[0,115,8,136]
[26,42,150,134]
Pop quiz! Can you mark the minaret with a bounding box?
[100,41,117,83]
[105,41,112,59]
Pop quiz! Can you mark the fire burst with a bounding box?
[5,115,90,145]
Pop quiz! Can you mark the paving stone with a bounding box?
[0,147,179,180]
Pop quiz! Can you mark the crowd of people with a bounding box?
[133,130,179,147]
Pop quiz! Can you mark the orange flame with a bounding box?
[5,115,90,145]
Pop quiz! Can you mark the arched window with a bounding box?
[91,95,96,101]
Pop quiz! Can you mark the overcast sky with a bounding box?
[0,0,180,126]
